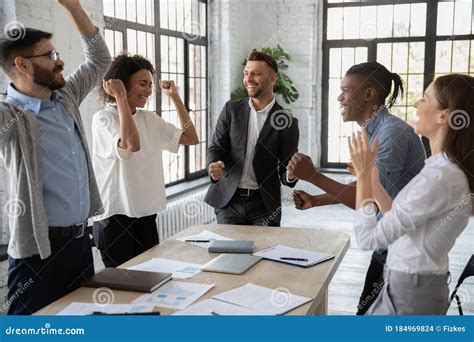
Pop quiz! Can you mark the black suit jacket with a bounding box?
[204,98,299,225]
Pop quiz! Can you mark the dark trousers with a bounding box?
[356,248,388,315]
[7,235,94,315]
[215,190,279,227]
[93,214,159,268]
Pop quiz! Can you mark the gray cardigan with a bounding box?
[0,30,111,259]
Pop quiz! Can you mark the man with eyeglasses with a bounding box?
[0,0,111,315]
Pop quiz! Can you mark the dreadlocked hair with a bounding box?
[345,62,404,108]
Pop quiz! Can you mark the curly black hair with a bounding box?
[98,53,155,104]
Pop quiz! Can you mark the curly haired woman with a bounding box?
[91,54,198,267]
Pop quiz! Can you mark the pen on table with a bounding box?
[280,257,309,262]
[185,239,211,243]
[91,311,161,316]
[209,310,221,316]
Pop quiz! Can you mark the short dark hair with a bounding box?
[0,28,52,76]
[246,50,278,74]
[345,62,404,108]
[99,53,156,104]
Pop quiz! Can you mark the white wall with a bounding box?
[208,0,323,164]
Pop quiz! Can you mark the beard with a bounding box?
[246,82,272,99]
[247,86,262,98]
[32,63,65,90]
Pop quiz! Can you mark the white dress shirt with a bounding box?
[354,153,472,274]
[238,97,276,189]
[91,106,183,221]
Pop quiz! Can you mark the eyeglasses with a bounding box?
[13,50,60,66]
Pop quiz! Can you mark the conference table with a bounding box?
[36,224,350,315]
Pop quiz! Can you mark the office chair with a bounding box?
[449,254,474,315]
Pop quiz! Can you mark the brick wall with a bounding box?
[208,0,323,164]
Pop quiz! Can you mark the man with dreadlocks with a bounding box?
[287,62,426,315]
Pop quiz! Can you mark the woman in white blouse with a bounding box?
[91,54,198,268]
[349,73,473,315]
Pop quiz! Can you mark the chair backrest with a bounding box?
[449,254,474,315]
[457,254,474,285]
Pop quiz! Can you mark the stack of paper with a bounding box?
[176,229,233,249]
[132,281,214,310]
[211,283,311,315]
[57,303,155,316]
[128,257,202,279]
[253,244,334,267]
[173,298,268,316]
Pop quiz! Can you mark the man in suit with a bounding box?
[204,50,299,227]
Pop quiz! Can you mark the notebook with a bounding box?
[208,240,254,253]
[253,245,334,268]
[200,254,262,275]
[82,268,172,293]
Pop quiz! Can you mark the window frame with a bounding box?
[321,0,473,168]
[104,0,209,186]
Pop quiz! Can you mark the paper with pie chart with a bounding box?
[132,281,214,310]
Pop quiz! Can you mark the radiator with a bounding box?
[157,189,216,241]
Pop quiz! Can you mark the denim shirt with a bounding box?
[0,29,111,259]
[364,106,426,200]
[7,84,90,226]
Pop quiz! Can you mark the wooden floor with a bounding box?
[281,173,474,315]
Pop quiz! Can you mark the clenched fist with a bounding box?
[208,161,225,181]
[287,152,317,182]
[159,80,178,97]
[102,79,127,100]
[292,190,313,210]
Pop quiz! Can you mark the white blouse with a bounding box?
[354,153,472,274]
[91,106,183,221]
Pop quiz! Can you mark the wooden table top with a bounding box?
[36,224,350,315]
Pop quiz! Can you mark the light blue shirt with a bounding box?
[7,83,90,226]
[365,105,426,199]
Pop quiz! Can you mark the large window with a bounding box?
[103,0,208,185]
[322,0,474,167]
